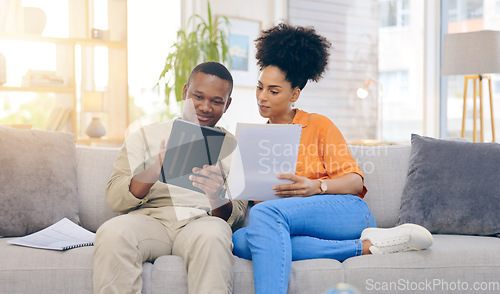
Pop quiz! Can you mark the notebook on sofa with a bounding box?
[7,218,95,251]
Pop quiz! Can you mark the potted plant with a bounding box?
[157,2,231,113]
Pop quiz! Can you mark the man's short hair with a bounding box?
[188,62,233,96]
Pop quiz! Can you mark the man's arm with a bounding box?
[105,127,166,213]
[129,170,158,199]
[105,145,151,213]
[129,138,166,198]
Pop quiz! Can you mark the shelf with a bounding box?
[76,137,125,147]
[77,137,124,143]
[0,33,126,48]
[0,86,75,93]
[0,124,33,129]
[0,0,128,139]
[77,38,126,48]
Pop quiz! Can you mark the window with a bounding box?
[379,0,410,28]
[379,71,419,141]
[441,0,500,141]
[378,0,423,142]
[448,0,483,22]
[379,71,410,103]
[126,0,181,134]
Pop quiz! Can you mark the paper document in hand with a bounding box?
[227,123,302,201]
[7,218,95,251]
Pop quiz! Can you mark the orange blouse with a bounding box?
[291,109,367,198]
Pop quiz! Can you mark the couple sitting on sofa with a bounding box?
[93,23,433,294]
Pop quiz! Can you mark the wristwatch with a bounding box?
[217,187,227,200]
[318,179,327,194]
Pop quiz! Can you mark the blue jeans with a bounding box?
[232,194,376,294]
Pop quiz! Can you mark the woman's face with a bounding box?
[256,65,299,123]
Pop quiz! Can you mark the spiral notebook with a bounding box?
[7,218,95,251]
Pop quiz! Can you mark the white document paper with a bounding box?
[227,123,302,201]
[8,218,95,251]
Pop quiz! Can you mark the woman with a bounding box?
[232,23,433,294]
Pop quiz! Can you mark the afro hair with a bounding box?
[255,23,331,90]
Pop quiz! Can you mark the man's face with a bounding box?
[182,72,232,127]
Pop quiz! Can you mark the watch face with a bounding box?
[321,181,327,193]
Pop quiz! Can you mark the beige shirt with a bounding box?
[105,119,247,228]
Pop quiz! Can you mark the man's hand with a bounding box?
[189,164,225,200]
[189,164,232,220]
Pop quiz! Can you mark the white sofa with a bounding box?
[1,144,500,294]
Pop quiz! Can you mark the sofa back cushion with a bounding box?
[349,145,411,228]
[0,127,79,237]
[398,134,500,236]
[76,146,119,232]
[75,144,412,231]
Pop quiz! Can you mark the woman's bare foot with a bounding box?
[362,240,373,255]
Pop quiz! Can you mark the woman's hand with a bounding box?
[273,174,319,197]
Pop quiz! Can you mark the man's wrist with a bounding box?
[209,196,230,205]
[209,197,231,214]
[207,185,226,200]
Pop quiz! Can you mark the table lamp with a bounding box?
[83,91,106,138]
[441,30,500,142]
[357,78,383,141]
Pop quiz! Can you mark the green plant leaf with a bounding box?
[157,1,231,110]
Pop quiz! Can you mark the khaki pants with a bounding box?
[93,213,234,294]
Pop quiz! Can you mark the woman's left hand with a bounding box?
[273,174,319,197]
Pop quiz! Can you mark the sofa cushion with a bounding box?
[150,255,188,294]
[76,146,119,233]
[0,238,94,293]
[287,259,345,294]
[349,145,411,228]
[0,127,79,237]
[343,234,500,293]
[0,238,153,294]
[398,134,500,236]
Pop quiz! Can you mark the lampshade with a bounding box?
[83,91,105,113]
[442,30,500,76]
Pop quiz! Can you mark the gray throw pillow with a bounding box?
[0,127,79,237]
[398,134,500,236]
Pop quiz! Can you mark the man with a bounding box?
[93,62,247,294]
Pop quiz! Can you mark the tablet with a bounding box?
[158,119,226,193]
